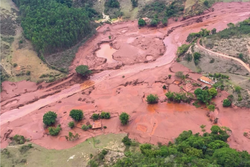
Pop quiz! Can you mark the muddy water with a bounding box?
[96,43,117,63]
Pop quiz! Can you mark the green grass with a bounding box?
[1,133,126,167]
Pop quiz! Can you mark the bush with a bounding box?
[75,65,92,77]
[26,71,31,75]
[177,44,190,57]
[162,85,167,89]
[175,71,185,79]
[146,94,159,104]
[100,112,111,119]
[122,136,132,146]
[12,135,26,144]
[92,113,99,120]
[234,86,241,94]
[13,63,17,67]
[82,125,89,131]
[131,0,138,7]
[208,104,215,111]
[105,0,120,8]
[68,121,75,128]
[48,125,61,136]
[150,18,159,27]
[208,88,217,98]
[223,99,231,107]
[119,112,129,125]
[70,109,84,121]
[43,111,57,126]
[138,18,146,27]
[204,0,209,7]
[211,28,216,34]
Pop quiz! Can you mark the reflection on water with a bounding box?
[96,43,117,63]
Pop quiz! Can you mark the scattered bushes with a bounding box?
[165,91,193,103]
[70,109,84,121]
[75,65,92,77]
[43,111,57,126]
[175,71,185,79]
[146,94,159,104]
[68,121,75,128]
[186,29,210,43]
[209,73,229,79]
[65,132,80,141]
[208,104,215,111]
[92,113,99,120]
[223,98,231,107]
[82,124,92,131]
[119,112,129,125]
[48,125,61,136]
[12,135,26,144]
[100,112,111,119]
[19,144,33,154]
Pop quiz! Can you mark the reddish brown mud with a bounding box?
[1,2,250,152]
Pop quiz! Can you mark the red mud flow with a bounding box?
[1,2,250,152]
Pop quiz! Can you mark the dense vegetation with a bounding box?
[138,18,146,27]
[12,0,98,55]
[139,0,185,26]
[165,91,193,103]
[186,29,210,43]
[48,125,61,136]
[43,111,57,126]
[89,125,250,166]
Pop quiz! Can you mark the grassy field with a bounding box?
[0,133,127,167]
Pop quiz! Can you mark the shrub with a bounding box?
[131,0,138,7]
[12,135,26,144]
[92,113,99,120]
[177,44,190,57]
[70,109,84,121]
[211,28,216,34]
[150,18,159,27]
[146,94,159,104]
[138,18,146,27]
[208,104,215,111]
[227,95,234,102]
[103,126,107,129]
[75,65,92,77]
[100,112,111,119]
[234,86,241,94]
[82,125,89,131]
[105,0,120,8]
[48,125,61,136]
[223,99,231,107]
[208,88,217,98]
[43,111,57,126]
[162,85,167,89]
[119,112,129,125]
[175,71,185,79]
[13,63,17,67]
[204,0,209,7]
[68,121,75,128]
[122,136,132,146]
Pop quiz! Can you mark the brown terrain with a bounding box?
[1,2,250,153]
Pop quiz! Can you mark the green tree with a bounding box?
[138,18,146,27]
[211,28,217,34]
[92,113,99,120]
[223,99,231,107]
[122,136,132,146]
[49,125,61,136]
[213,147,240,167]
[208,88,217,98]
[100,112,111,119]
[43,111,57,126]
[131,0,138,7]
[68,121,74,128]
[194,88,212,105]
[75,65,92,77]
[119,112,129,125]
[70,109,84,121]
[204,0,209,7]
[146,94,159,104]
[207,104,215,111]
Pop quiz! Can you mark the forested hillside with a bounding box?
[12,0,99,55]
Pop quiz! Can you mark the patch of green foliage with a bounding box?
[186,29,210,43]
[131,0,138,8]
[92,113,100,120]
[193,52,201,65]
[81,124,92,131]
[177,44,190,57]
[70,109,84,121]
[119,112,129,125]
[48,125,61,136]
[75,65,92,77]
[105,0,120,8]
[12,0,98,54]
[88,126,250,167]
[65,132,80,141]
[138,18,146,27]
[122,136,132,146]
[165,91,193,103]
[12,135,26,145]
[68,121,75,128]
[194,88,212,105]
[223,98,231,107]
[146,94,159,104]
[43,111,57,126]
[209,73,229,79]
[207,104,215,111]
[100,112,111,119]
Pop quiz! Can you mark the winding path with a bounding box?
[197,39,250,73]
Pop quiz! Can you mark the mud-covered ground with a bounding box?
[1,2,250,153]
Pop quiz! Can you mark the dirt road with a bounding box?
[197,39,250,73]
